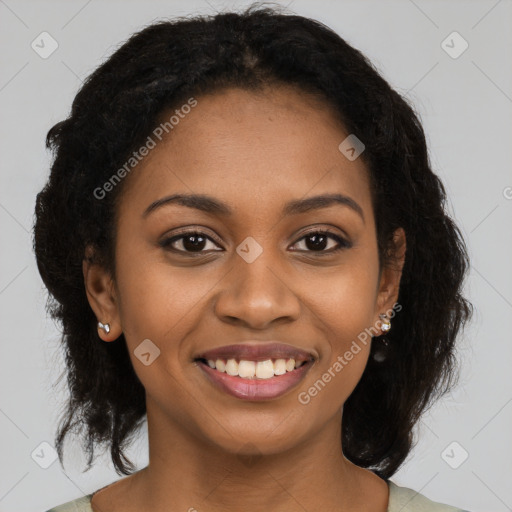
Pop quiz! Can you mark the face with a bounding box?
[84,85,405,457]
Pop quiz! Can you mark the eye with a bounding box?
[290,229,351,254]
[159,228,351,256]
[159,231,223,254]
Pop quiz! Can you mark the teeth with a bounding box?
[204,357,307,379]
[225,358,239,376]
[273,358,287,375]
[238,360,256,378]
[215,359,226,372]
[256,359,274,379]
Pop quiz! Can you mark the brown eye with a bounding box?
[160,232,223,253]
[291,230,351,254]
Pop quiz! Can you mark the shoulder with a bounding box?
[387,480,470,512]
[43,493,94,512]
[44,480,472,512]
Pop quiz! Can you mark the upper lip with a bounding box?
[195,342,316,363]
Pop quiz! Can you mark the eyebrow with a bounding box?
[142,192,365,223]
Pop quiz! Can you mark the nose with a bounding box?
[213,249,301,330]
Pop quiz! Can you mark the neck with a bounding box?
[126,399,388,512]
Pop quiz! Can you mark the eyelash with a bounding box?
[159,228,351,256]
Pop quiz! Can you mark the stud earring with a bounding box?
[379,314,391,333]
[98,321,110,334]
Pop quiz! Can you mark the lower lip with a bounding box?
[196,360,314,401]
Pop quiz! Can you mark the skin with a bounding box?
[84,85,406,512]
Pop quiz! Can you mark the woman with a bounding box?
[35,5,473,511]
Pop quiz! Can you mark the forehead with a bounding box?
[118,86,373,223]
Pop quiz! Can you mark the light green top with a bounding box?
[45,480,470,511]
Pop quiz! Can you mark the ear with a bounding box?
[83,244,122,342]
[374,227,406,333]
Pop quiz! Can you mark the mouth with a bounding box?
[193,342,316,401]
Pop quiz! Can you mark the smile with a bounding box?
[195,357,314,401]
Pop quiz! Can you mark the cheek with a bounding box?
[309,256,379,337]
[113,233,227,377]
[292,287,376,427]
[113,250,213,412]
[303,254,379,391]
[115,258,209,346]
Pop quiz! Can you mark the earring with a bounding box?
[379,314,391,333]
[98,321,110,334]
[374,314,391,362]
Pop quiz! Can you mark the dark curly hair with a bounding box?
[33,3,473,479]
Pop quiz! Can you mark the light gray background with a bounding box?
[1,1,511,511]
